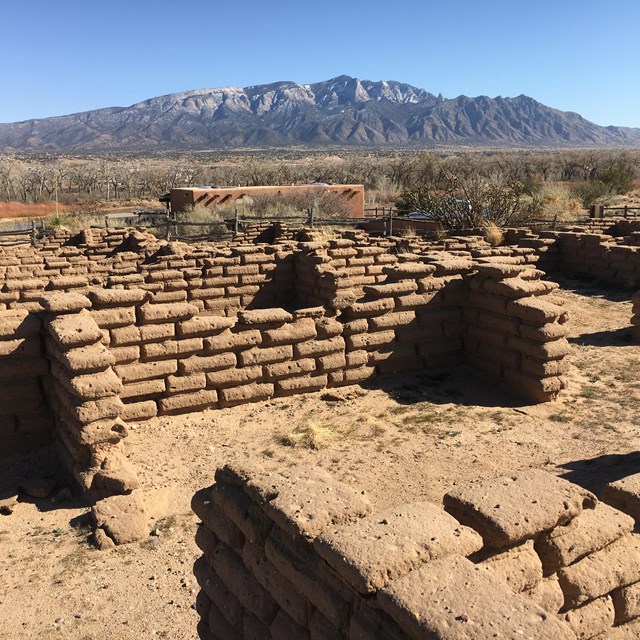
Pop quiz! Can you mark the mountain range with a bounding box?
[2,75,639,152]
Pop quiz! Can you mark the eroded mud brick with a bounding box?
[243,465,371,540]
[39,292,91,313]
[211,541,278,625]
[476,539,543,593]
[243,542,313,627]
[0,310,40,338]
[165,373,206,394]
[115,359,178,383]
[238,345,293,366]
[317,353,347,372]
[270,609,311,640]
[559,534,640,608]
[243,611,270,640]
[294,336,345,358]
[90,306,137,329]
[474,261,528,277]
[62,367,122,400]
[138,302,198,324]
[443,469,596,548]
[218,383,274,407]
[346,330,396,351]
[59,343,116,373]
[612,581,640,624]
[314,317,342,339]
[563,595,615,639]
[342,298,396,319]
[507,297,568,324]
[139,323,175,343]
[204,329,262,353]
[314,501,482,594]
[237,309,293,325]
[264,358,316,380]
[382,262,437,279]
[308,609,346,640]
[362,281,418,298]
[194,589,212,625]
[378,555,575,640]
[350,605,407,640]
[519,321,568,342]
[141,337,203,360]
[193,490,244,553]
[60,392,124,424]
[368,310,416,331]
[264,527,352,627]
[90,450,140,496]
[177,315,235,337]
[210,483,273,545]
[91,492,148,546]
[274,372,329,393]
[523,575,565,614]
[262,318,317,346]
[603,473,640,522]
[207,599,243,640]
[205,366,262,389]
[48,312,103,348]
[120,399,157,421]
[158,389,218,415]
[536,503,635,574]
[87,289,149,307]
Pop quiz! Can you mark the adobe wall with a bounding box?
[193,464,640,639]
[0,309,52,462]
[0,227,570,491]
[170,184,366,218]
[505,222,640,290]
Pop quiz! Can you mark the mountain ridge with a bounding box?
[1,75,639,152]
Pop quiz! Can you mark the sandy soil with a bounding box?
[1,277,640,639]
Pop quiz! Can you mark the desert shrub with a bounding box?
[570,181,610,208]
[46,212,71,230]
[483,222,504,246]
[529,183,584,221]
[396,172,534,229]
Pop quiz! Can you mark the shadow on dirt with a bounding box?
[364,365,532,410]
[546,273,635,303]
[569,327,634,347]
[559,451,640,497]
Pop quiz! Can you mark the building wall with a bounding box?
[169,184,366,218]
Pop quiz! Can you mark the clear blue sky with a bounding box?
[2,0,639,127]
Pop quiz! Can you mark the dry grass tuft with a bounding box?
[279,421,333,450]
[483,222,504,247]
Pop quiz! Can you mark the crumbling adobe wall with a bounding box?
[0,308,52,461]
[193,464,640,639]
[504,225,640,290]
[0,229,571,492]
[631,292,640,341]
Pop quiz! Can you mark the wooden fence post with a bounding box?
[30,219,36,246]
[234,209,239,235]
[165,212,171,241]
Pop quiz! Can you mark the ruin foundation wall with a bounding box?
[192,463,640,640]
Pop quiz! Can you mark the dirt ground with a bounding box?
[2,277,640,639]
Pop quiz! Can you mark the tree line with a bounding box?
[0,149,637,209]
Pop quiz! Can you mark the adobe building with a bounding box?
[169,184,365,218]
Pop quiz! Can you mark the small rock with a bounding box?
[20,477,56,499]
[0,495,18,516]
[150,528,161,537]
[93,528,116,550]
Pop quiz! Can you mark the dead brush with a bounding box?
[278,421,333,450]
[483,222,504,247]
